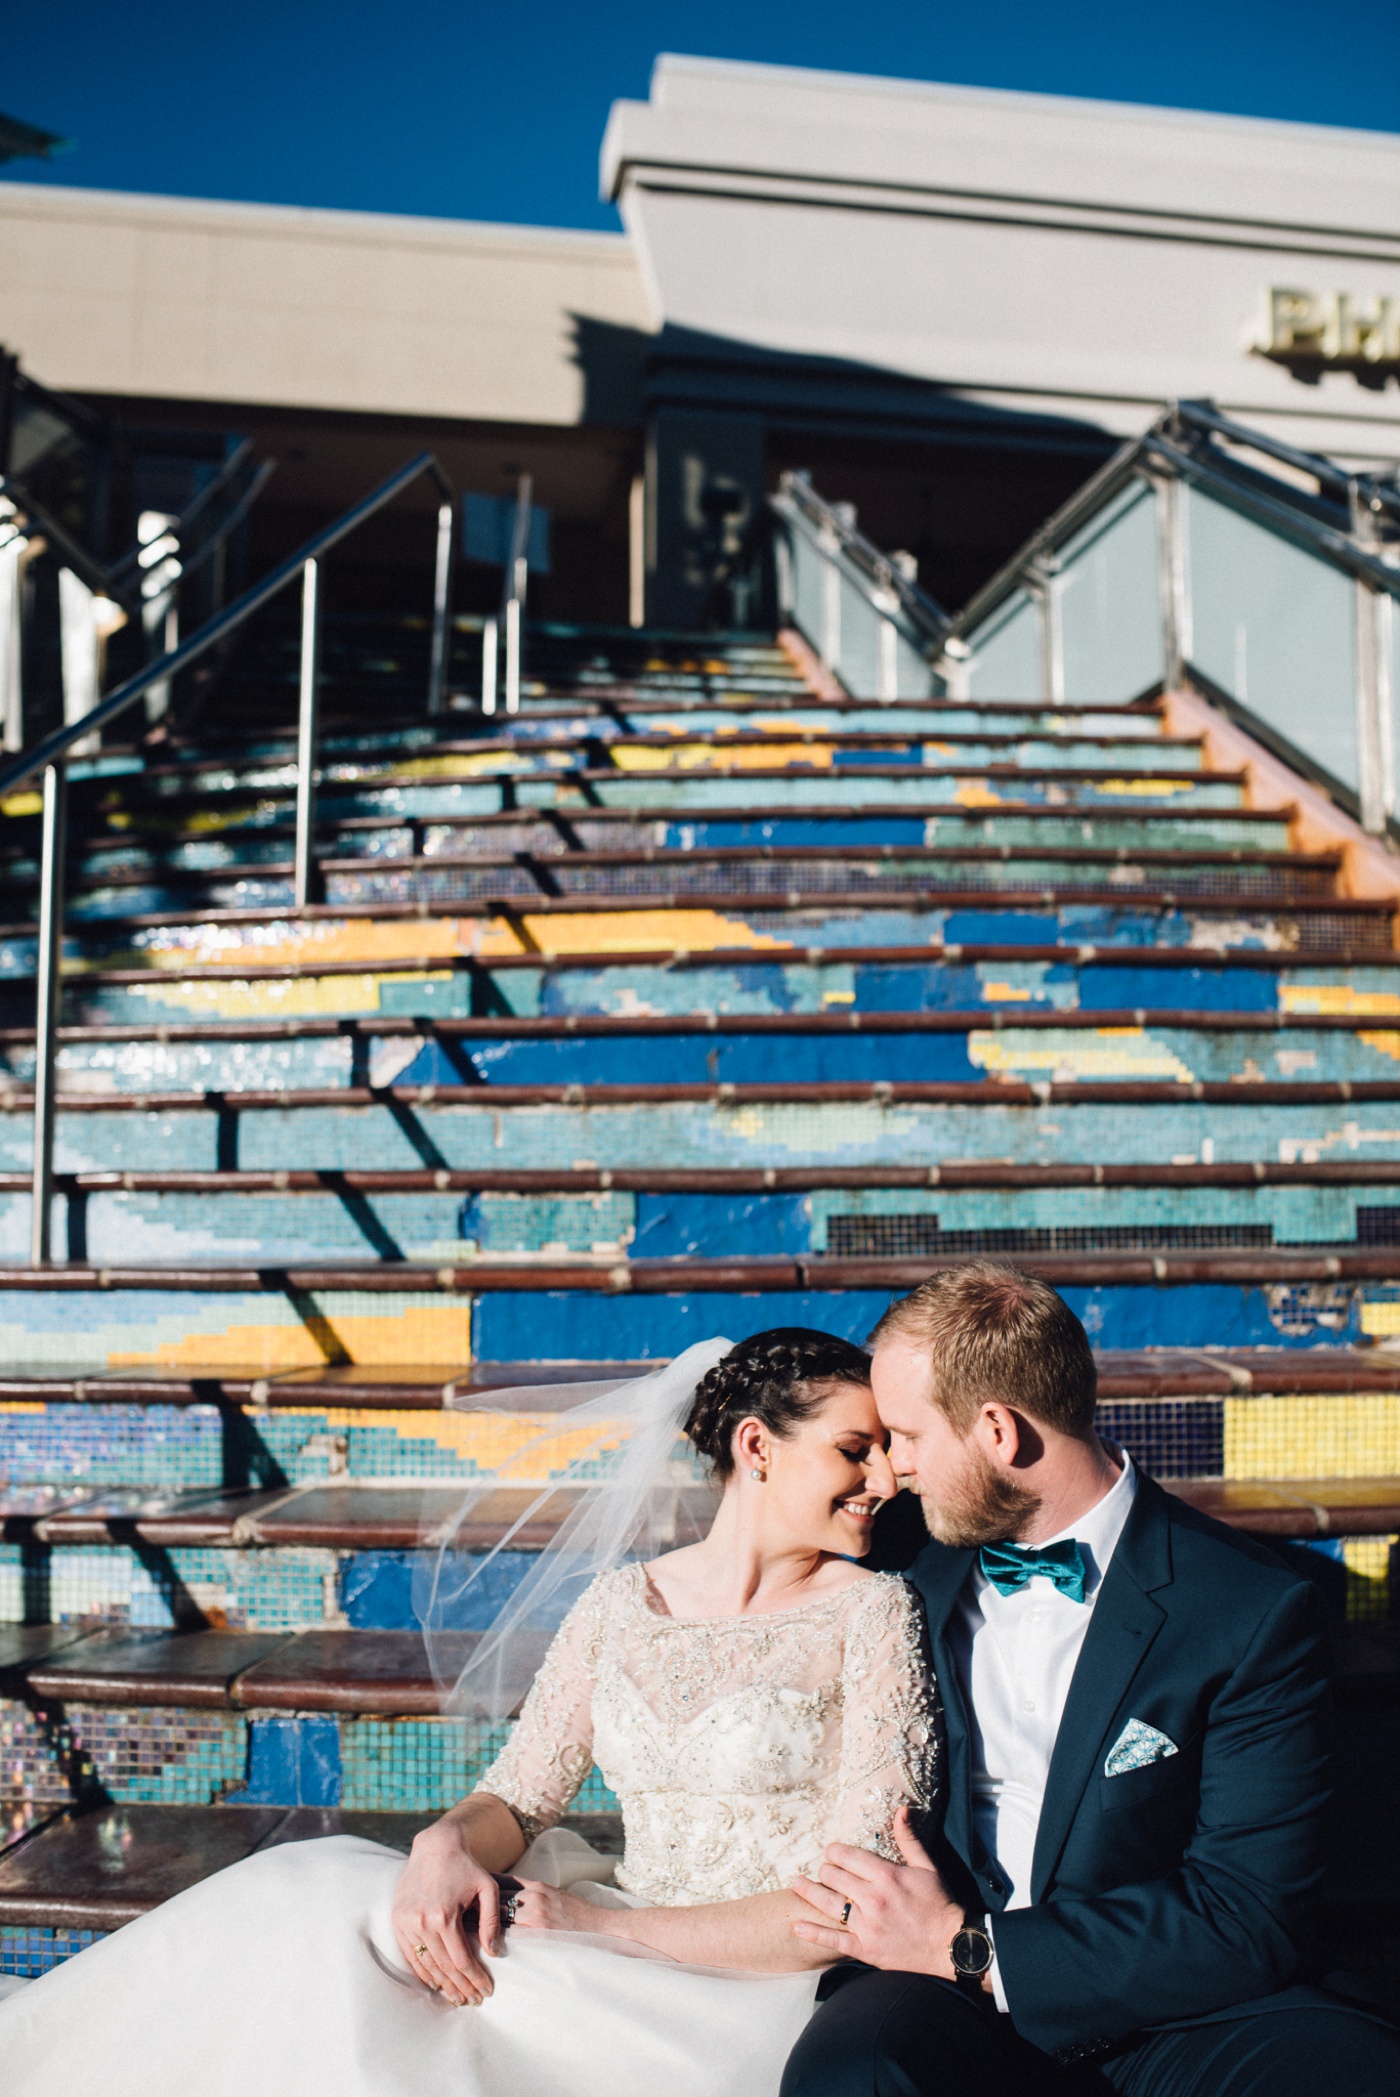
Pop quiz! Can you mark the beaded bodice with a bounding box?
[479,1564,939,1906]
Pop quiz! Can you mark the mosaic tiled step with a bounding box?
[19,1166,1400,1271]
[8,1347,1400,1406]
[21,898,1389,964]
[36,774,1253,835]
[21,1024,1400,1103]
[0,1484,678,1552]
[37,804,1310,875]
[4,1474,1400,1560]
[23,1629,291,1706]
[42,764,1236,825]
[24,855,1360,923]
[22,1084,1400,1178]
[1166,1477,1400,1538]
[8,1248,1400,1291]
[29,919,1400,976]
[0,1805,438,1929]
[22,1158,1400,1193]
[23,1627,476,1714]
[124,727,1212,782]
[0,1358,635,1406]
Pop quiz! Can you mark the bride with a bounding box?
[0,1328,940,2097]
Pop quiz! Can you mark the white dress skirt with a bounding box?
[0,1569,939,2097]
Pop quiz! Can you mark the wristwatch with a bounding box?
[949,1913,994,1991]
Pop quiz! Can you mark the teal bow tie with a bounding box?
[979,1537,1088,1604]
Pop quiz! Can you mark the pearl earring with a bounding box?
[750,1469,765,1482]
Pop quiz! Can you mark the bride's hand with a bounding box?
[507,1879,610,1935]
[392,1823,505,2007]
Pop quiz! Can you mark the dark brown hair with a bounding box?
[870,1264,1097,1437]
[684,1327,873,1478]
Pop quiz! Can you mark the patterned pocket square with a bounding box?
[1104,1719,1179,1777]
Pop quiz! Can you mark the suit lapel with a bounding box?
[1028,1479,1173,1902]
[908,1542,976,1863]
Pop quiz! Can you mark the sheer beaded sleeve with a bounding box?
[828,1576,940,1859]
[474,1568,619,1842]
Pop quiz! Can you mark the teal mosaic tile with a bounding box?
[338,1716,618,1815]
[0,1927,107,1977]
[0,1545,342,1631]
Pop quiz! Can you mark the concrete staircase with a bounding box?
[0,614,1398,2003]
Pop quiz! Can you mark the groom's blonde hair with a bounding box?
[870,1263,1097,1438]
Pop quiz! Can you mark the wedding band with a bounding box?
[839,1901,853,1927]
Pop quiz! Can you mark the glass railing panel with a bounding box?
[1057,480,1164,703]
[788,522,827,663]
[836,565,880,696]
[966,589,1040,700]
[894,624,940,698]
[1185,484,1358,797]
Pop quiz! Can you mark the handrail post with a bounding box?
[294,557,322,910]
[427,499,455,716]
[503,475,531,716]
[481,617,498,715]
[505,587,522,715]
[30,758,66,1265]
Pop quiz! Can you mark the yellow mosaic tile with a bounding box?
[968,1029,1196,1083]
[123,974,413,1020]
[1360,1304,1400,1340]
[1223,1395,1400,1480]
[1343,1536,1395,1621]
[610,742,835,773]
[122,918,469,970]
[481,910,786,958]
[1282,986,1400,1018]
[316,1407,632,1480]
[110,1303,472,1372]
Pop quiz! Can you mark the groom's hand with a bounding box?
[791,1805,974,1983]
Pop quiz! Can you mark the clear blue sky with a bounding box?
[6,1,1398,233]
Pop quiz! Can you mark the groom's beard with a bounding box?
[919,1442,1041,1549]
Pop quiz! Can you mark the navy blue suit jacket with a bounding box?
[901,1475,1332,2057]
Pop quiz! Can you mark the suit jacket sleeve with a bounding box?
[992,1576,1331,2054]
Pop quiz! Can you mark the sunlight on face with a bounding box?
[757,1379,897,1559]
[870,1339,1036,1548]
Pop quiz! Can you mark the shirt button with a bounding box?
[1022,1698,1036,1712]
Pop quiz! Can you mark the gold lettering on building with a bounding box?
[1257,289,1400,384]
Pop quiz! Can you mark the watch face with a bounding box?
[951,1926,993,1977]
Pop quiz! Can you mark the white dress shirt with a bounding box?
[947,1452,1137,2008]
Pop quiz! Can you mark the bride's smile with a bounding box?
[644,1375,899,1625]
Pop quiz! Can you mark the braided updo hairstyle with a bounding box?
[683,1327,873,1479]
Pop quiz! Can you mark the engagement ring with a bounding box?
[413,1942,429,1958]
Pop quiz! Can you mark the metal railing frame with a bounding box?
[0,448,455,1264]
[949,400,1400,828]
[771,471,951,695]
[480,475,533,716]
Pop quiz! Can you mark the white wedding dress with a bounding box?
[0,1565,938,2097]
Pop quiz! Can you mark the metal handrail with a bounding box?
[777,471,952,646]
[480,474,533,716]
[2,446,456,1265]
[1171,399,1400,529]
[951,399,1400,645]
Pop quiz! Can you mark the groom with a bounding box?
[785,1264,1400,2095]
